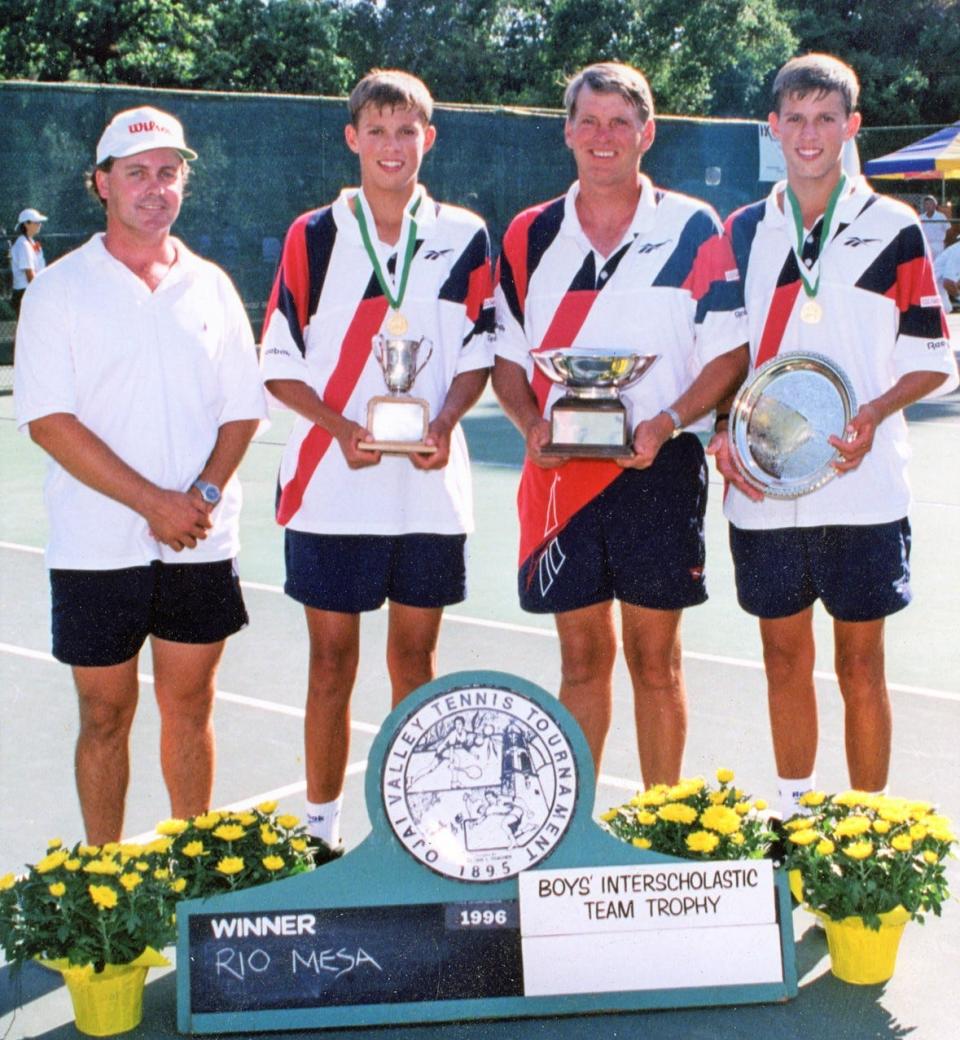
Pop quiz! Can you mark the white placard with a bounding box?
[522,924,784,997]
[518,860,775,936]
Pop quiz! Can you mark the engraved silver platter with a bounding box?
[729,352,857,498]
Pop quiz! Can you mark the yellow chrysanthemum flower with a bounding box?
[77,845,100,857]
[816,839,836,856]
[708,791,727,805]
[628,795,643,808]
[686,831,720,854]
[599,809,618,822]
[798,791,826,807]
[788,829,819,846]
[833,815,872,838]
[64,858,81,872]
[922,850,940,865]
[257,800,279,814]
[715,768,735,784]
[0,873,14,891]
[700,806,742,835]
[627,837,649,849]
[891,834,914,852]
[235,812,257,827]
[216,857,245,876]
[784,817,814,831]
[733,802,751,816]
[144,838,172,855]
[153,869,170,881]
[290,838,307,853]
[193,812,221,830]
[182,841,206,858]
[119,873,142,892]
[260,828,280,846]
[872,820,891,834]
[667,779,704,801]
[262,855,285,871]
[83,858,121,876]
[909,823,928,841]
[754,799,768,812]
[213,824,246,842]
[36,850,69,874]
[276,814,300,830]
[88,884,118,910]
[119,843,144,859]
[170,878,187,893]
[928,825,956,844]
[156,818,189,836]
[135,861,149,872]
[832,790,872,808]
[843,841,873,860]
[102,843,121,855]
[730,833,745,846]
[46,838,63,850]
[634,810,657,826]
[878,805,911,825]
[48,882,66,897]
[639,790,666,807]
[657,803,698,825]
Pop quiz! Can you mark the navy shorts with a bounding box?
[730,519,912,622]
[518,433,708,614]
[50,559,248,667]
[284,530,467,613]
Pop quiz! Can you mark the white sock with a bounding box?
[778,775,815,821]
[305,797,343,846]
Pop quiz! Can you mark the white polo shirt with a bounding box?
[724,179,957,530]
[11,234,45,290]
[14,234,267,569]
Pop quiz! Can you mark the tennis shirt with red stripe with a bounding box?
[495,176,748,567]
[724,177,957,531]
[261,187,494,534]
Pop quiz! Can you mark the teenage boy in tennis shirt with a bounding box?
[261,70,495,861]
[713,54,957,820]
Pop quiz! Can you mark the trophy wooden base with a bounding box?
[539,397,633,458]
[358,395,437,455]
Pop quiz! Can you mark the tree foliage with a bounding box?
[0,0,957,123]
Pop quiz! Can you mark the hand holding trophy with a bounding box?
[358,335,438,454]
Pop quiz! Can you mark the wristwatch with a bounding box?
[660,406,683,435]
[192,479,222,506]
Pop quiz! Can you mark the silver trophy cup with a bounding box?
[531,348,659,457]
[359,335,437,455]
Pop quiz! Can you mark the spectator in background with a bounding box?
[10,207,47,316]
[919,195,949,259]
[934,238,960,313]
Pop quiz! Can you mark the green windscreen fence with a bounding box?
[0,80,936,366]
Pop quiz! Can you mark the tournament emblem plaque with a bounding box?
[531,347,659,457]
[729,351,857,498]
[382,683,578,881]
[359,334,437,455]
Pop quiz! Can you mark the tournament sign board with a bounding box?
[177,671,797,1033]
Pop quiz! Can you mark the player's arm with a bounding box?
[621,344,749,470]
[189,418,261,513]
[491,356,564,470]
[265,378,381,469]
[27,413,211,551]
[829,370,949,472]
[411,368,489,471]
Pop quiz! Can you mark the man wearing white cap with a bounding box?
[10,207,48,316]
[13,106,267,844]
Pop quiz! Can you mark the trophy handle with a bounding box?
[413,337,433,380]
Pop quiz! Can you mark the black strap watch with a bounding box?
[192,479,222,506]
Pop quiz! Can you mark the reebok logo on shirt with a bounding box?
[636,240,671,254]
[843,236,881,247]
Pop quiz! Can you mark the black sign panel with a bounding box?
[188,901,522,1013]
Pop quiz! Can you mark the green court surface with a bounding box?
[1,328,958,1038]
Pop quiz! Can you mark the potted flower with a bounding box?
[783,790,956,984]
[162,801,314,900]
[0,838,178,1035]
[599,768,775,860]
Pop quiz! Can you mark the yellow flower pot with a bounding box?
[38,948,170,1036]
[817,906,912,985]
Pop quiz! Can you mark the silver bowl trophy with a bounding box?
[531,348,659,457]
[358,335,438,455]
[728,351,856,497]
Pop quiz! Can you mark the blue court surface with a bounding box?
[1,324,958,1038]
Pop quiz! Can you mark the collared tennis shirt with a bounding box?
[14,234,267,569]
[724,178,957,530]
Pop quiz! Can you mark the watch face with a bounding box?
[195,481,220,504]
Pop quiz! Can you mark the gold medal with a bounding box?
[800,299,822,325]
[386,311,409,336]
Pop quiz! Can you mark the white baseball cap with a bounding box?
[96,106,198,164]
[18,208,48,223]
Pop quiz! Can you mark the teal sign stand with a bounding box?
[177,671,797,1032]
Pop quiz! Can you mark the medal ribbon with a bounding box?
[354,190,421,313]
[784,173,846,301]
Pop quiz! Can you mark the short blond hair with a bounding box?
[564,62,654,124]
[348,69,433,127]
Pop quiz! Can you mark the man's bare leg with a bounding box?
[553,601,617,771]
[386,602,443,708]
[151,636,225,820]
[73,657,140,844]
[834,617,890,791]
[621,603,686,787]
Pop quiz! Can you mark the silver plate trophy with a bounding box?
[531,348,659,457]
[729,351,857,497]
[359,335,438,455]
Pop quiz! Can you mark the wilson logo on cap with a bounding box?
[128,121,173,137]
